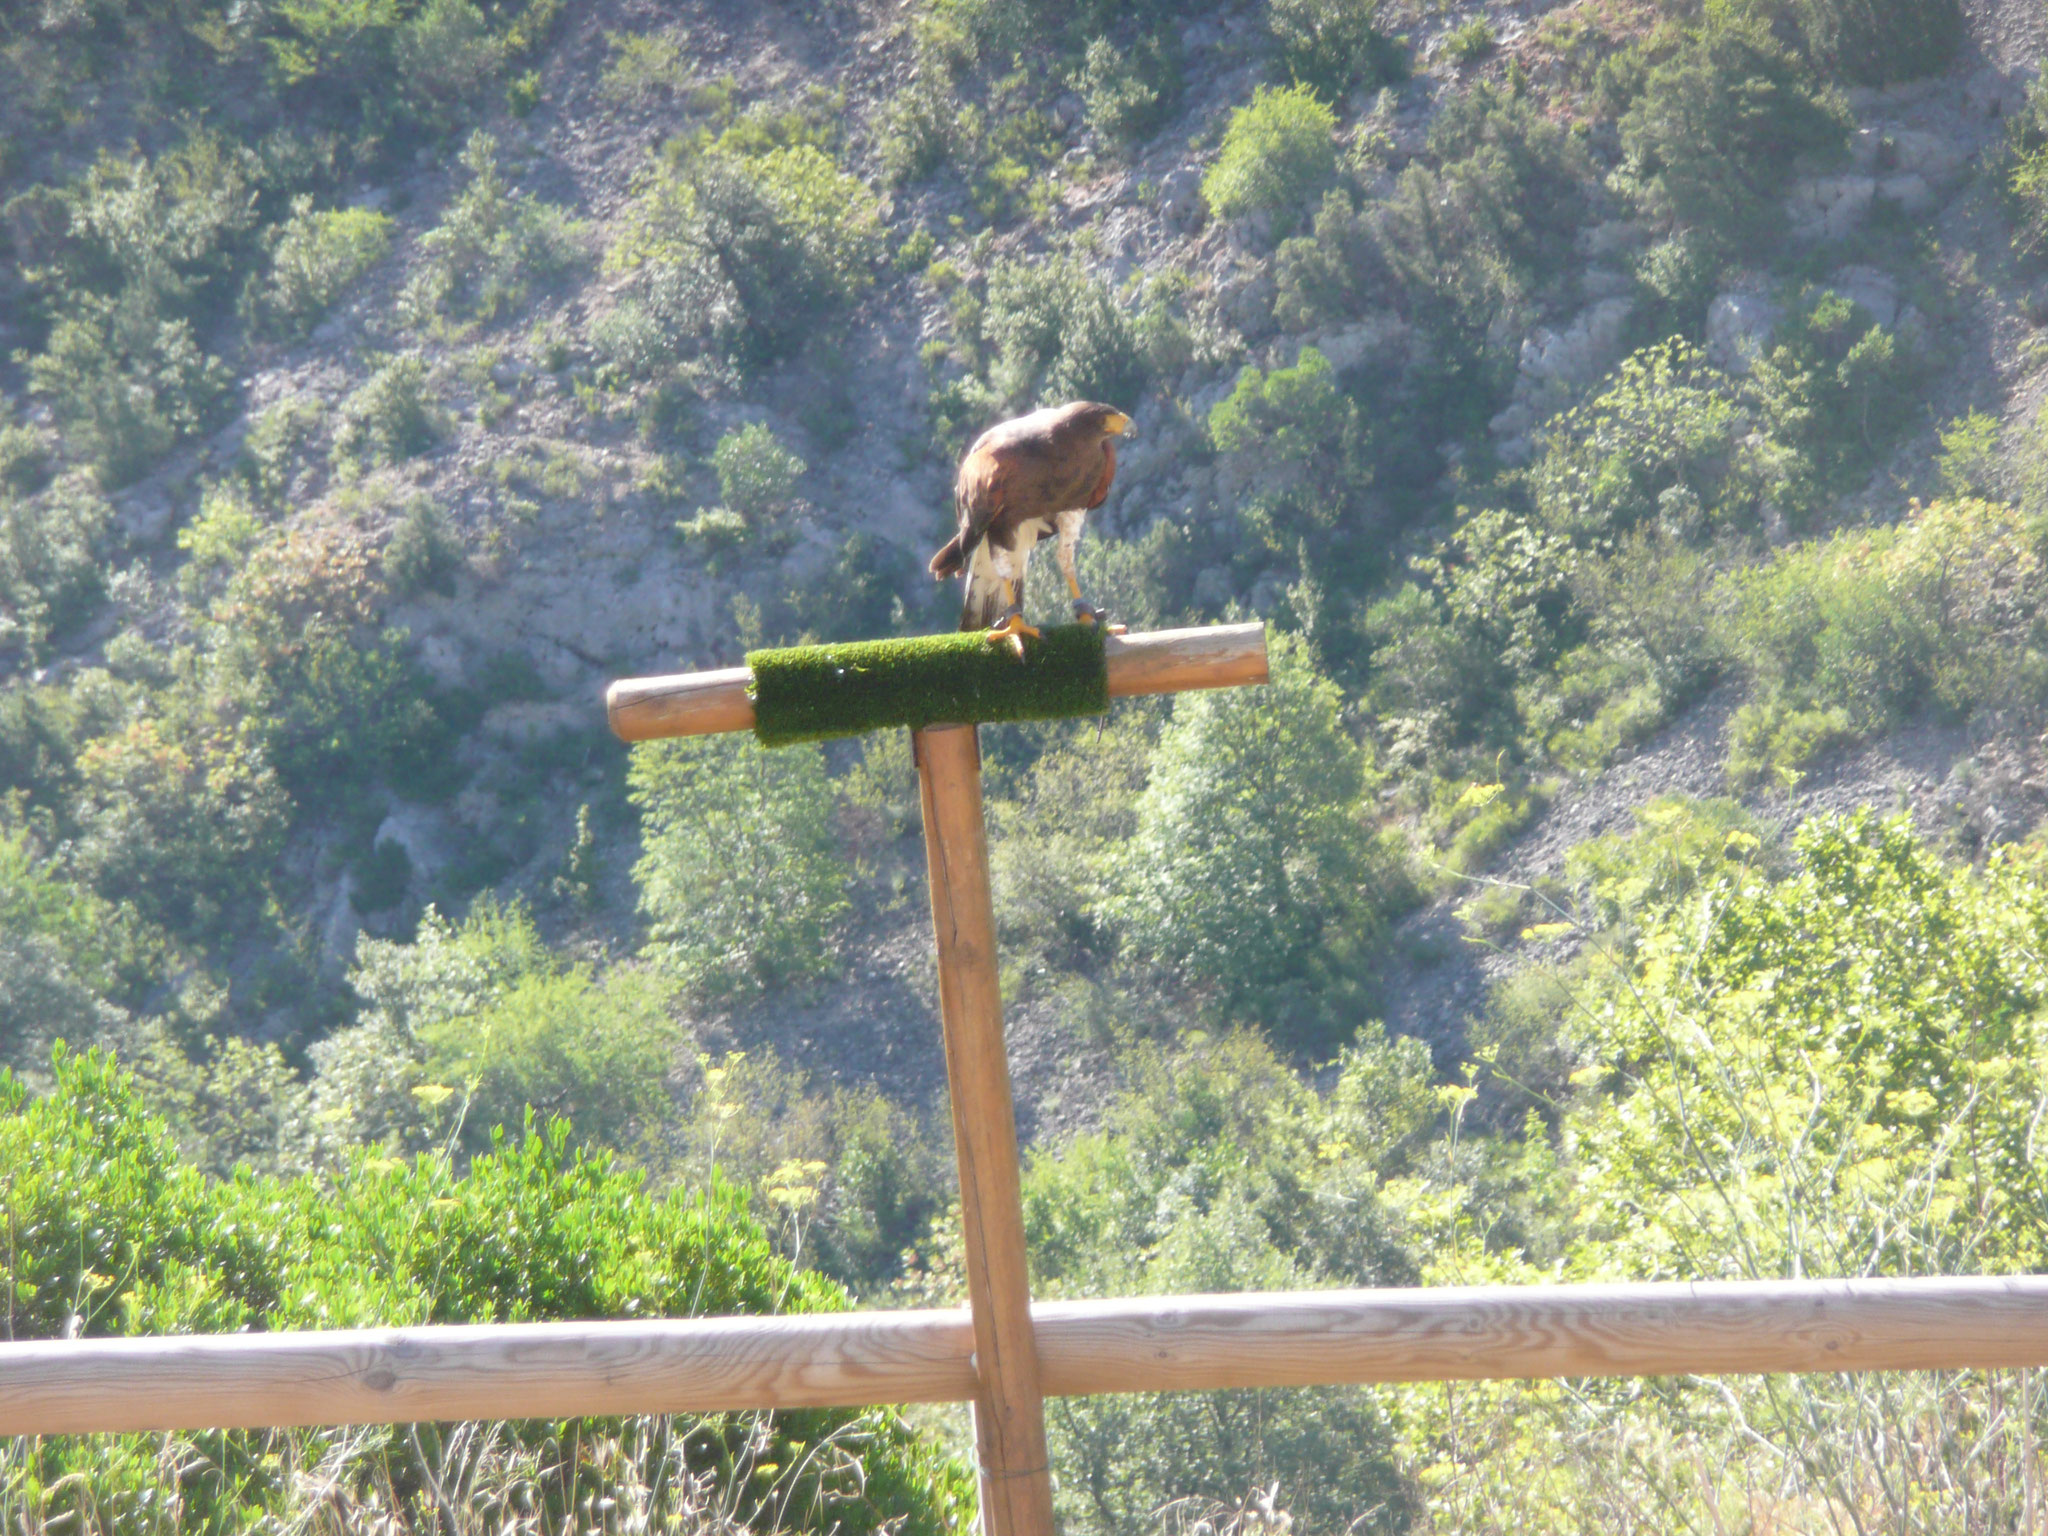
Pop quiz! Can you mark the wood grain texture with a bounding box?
[913,723,1055,1536]
[605,624,1271,742]
[1032,1277,2048,1393]
[0,1311,976,1438]
[1102,622,1268,699]
[606,666,754,741]
[5,1278,2048,1438]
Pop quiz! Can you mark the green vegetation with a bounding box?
[630,733,852,1000]
[404,132,584,327]
[243,197,394,339]
[1269,0,1404,100]
[611,136,883,367]
[1614,13,1848,248]
[2008,67,2048,259]
[0,1046,967,1535]
[1202,84,1338,230]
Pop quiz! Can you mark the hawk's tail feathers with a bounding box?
[929,533,966,579]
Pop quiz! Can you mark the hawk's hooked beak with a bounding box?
[1106,411,1135,439]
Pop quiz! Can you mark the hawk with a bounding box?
[928,401,1132,645]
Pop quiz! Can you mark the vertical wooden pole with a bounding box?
[912,723,1055,1536]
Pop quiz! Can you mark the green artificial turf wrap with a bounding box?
[747,624,1109,746]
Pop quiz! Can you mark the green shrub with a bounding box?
[1615,13,1848,247]
[1440,17,1498,64]
[0,424,51,498]
[1745,285,1915,514]
[1786,0,1961,85]
[878,70,960,184]
[1369,82,1590,418]
[70,715,290,943]
[1025,1030,1425,1532]
[0,475,111,660]
[383,494,463,596]
[630,732,852,1000]
[14,136,256,487]
[1935,408,2007,499]
[1109,632,1409,1050]
[1724,498,2048,782]
[333,353,444,475]
[612,140,883,366]
[2005,70,2048,260]
[1269,0,1404,100]
[600,29,692,105]
[1210,346,1370,557]
[1274,189,1381,328]
[242,197,393,340]
[323,899,684,1157]
[1531,339,1751,541]
[712,421,806,523]
[1201,83,1337,231]
[1074,34,1181,145]
[405,132,584,326]
[392,0,507,136]
[0,1047,968,1534]
[981,255,1145,410]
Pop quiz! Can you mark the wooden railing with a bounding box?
[6,1275,2048,1438]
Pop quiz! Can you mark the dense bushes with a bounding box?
[1726,498,2048,782]
[611,136,883,367]
[630,733,852,1001]
[1268,0,1404,100]
[1785,0,1962,85]
[2004,68,2048,260]
[242,196,392,338]
[1111,633,1411,1050]
[1615,13,1848,246]
[1202,84,1337,230]
[0,1047,968,1536]
[0,475,111,660]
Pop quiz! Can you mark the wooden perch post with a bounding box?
[603,621,1270,1536]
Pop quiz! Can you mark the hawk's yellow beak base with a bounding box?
[746,624,1110,747]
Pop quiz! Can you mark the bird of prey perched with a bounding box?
[928,401,1132,646]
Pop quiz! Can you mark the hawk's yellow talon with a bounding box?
[984,613,1041,646]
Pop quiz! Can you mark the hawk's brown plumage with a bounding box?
[928,401,1132,638]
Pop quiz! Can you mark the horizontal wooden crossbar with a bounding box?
[605,622,1270,742]
[5,1276,2046,1437]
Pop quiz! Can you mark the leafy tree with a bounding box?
[1268,0,1403,100]
[69,715,290,943]
[631,733,852,1000]
[403,132,584,325]
[1025,1029,1428,1533]
[1615,13,1848,247]
[981,255,1145,410]
[241,197,393,339]
[1746,286,1914,516]
[612,139,883,366]
[0,475,111,661]
[1785,0,1961,85]
[1201,83,1336,231]
[1531,339,1751,541]
[1073,34,1181,145]
[1109,633,1407,1049]
[1208,346,1369,558]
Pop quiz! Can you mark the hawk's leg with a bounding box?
[1056,522,1126,635]
[983,578,1040,655]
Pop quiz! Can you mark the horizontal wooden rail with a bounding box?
[605,622,1270,743]
[5,1277,2046,1438]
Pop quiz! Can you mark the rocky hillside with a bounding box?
[2,0,2047,1138]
